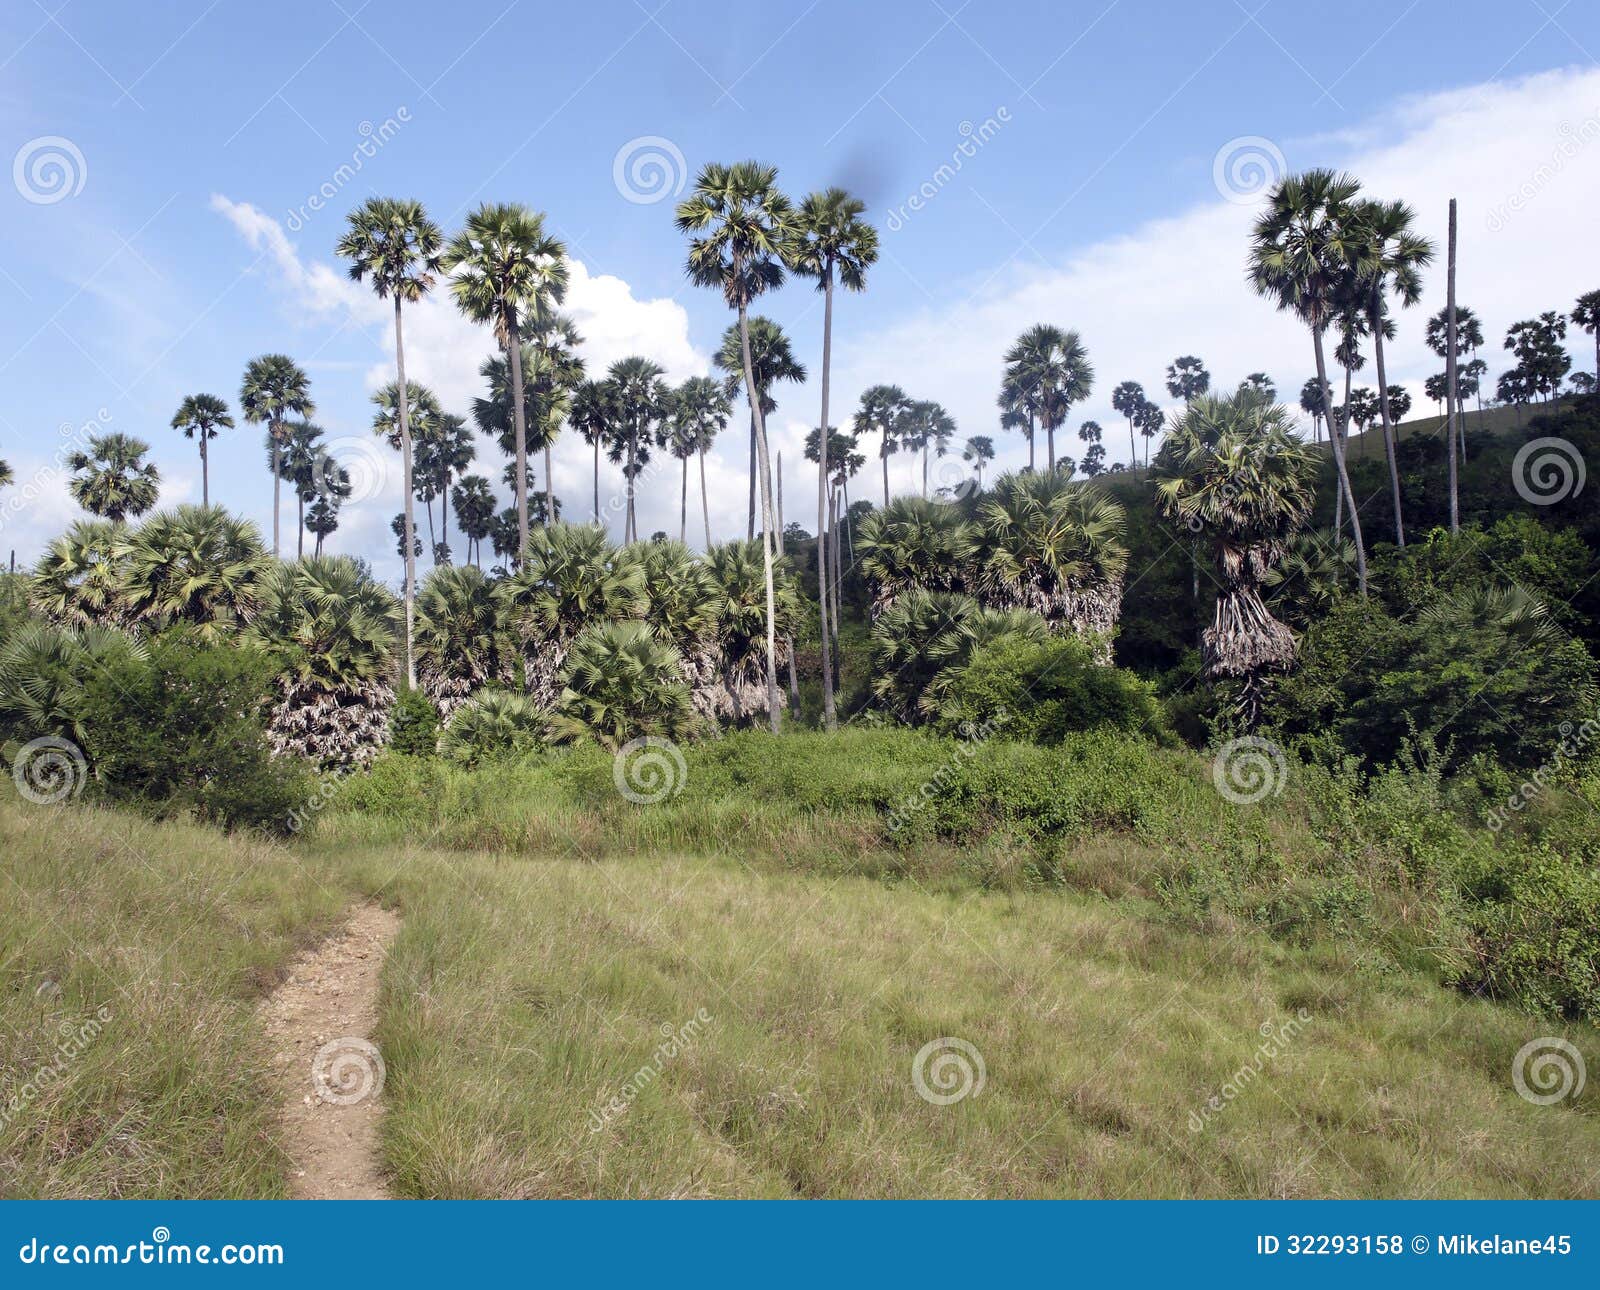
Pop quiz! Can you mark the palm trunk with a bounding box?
[881,449,890,508]
[395,297,417,688]
[626,427,637,542]
[507,322,530,561]
[296,492,305,558]
[698,447,711,549]
[921,445,929,497]
[592,436,600,522]
[737,298,782,734]
[199,436,209,508]
[441,469,451,563]
[815,278,838,728]
[544,442,554,528]
[1027,414,1036,471]
[1445,198,1460,535]
[1371,307,1405,547]
[777,450,798,704]
[1128,418,1136,470]
[1334,359,1353,537]
[747,410,757,541]
[1313,327,1367,597]
[270,428,281,558]
[1046,424,1055,473]
[679,454,688,544]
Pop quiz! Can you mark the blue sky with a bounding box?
[2,0,1595,575]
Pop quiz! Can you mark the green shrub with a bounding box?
[76,633,309,834]
[389,687,440,757]
[936,634,1164,744]
[438,690,547,765]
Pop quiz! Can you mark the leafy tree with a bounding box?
[170,394,233,508]
[66,433,159,521]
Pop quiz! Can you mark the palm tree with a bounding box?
[899,399,956,497]
[853,383,909,507]
[1426,300,1484,469]
[1152,391,1317,725]
[438,690,547,763]
[1298,377,1327,443]
[1110,380,1146,468]
[998,376,1036,471]
[1573,289,1600,382]
[700,538,800,727]
[549,620,696,750]
[1237,373,1276,403]
[676,161,797,733]
[451,474,496,568]
[66,433,159,521]
[1006,325,1092,472]
[670,376,731,547]
[442,203,569,557]
[713,316,805,538]
[276,420,325,557]
[415,411,475,563]
[29,519,127,626]
[607,356,669,543]
[239,354,313,558]
[1248,170,1374,597]
[306,465,347,557]
[1354,198,1432,548]
[788,187,878,730]
[568,378,620,524]
[170,394,233,507]
[856,496,977,617]
[975,470,1128,650]
[963,435,995,489]
[1137,400,1164,465]
[1263,527,1356,629]
[1165,356,1210,403]
[805,425,861,671]
[117,505,269,638]
[414,564,511,718]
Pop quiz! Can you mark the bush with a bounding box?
[389,687,440,757]
[438,690,547,765]
[76,633,309,833]
[936,634,1164,744]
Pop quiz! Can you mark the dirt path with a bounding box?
[258,902,401,1200]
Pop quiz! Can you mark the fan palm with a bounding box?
[0,620,146,747]
[676,161,797,733]
[975,470,1128,649]
[66,433,159,522]
[117,505,270,639]
[495,523,647,705]
[1110,380,1146,468]
[1005,325,1093,472]
[1262,527,1355,628]
[856,496,977,617]
[853,383,909,508]
[699,538,799,726]
[607,356,669,543]
[788,186,878,731]
[671,376,732,547]
[1152,391,1316,723]
[568,377,620,524]
[239,354,313,558]
[548,620,695,751]
[900,399,956,497]
[438,689,547,764]
[867,590,977,722]
[170,394,233,507]
[713,316,805,538]
[414,564,511,717]
[246,555,400,767]
[276,420,325,558]
[30,520,126,627]
[1165,356,1211,403]
[962,435,995,489]
[451,474,496,568]
[442,203,568,557]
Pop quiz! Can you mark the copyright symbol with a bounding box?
[1411,1235,1429,1254]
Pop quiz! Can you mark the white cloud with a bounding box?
[834,64,1600,476]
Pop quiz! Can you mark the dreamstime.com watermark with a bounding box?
[1,1006,113,1131]
[613,735,688,804]
[587,1009,714,1132]
[18,1229,283,1267]
[1511,436,1586,506]
[1485,708,1599,832]
[13,135,86,204]
[283,108,411,232]
[912,1037,986,1106]
[1486,110,1600,233]
[1510,1036,1586,1106]
[1211,736,1288,805]
[1188,1009,1312,1132]
[885,109,1012,232]
[886,710,1009,833]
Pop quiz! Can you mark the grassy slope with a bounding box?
[5,788,1597,1199]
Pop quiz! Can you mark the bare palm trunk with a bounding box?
[698,447,711,549]
[1046,424,1055,472]
[296,492,305,558]
[817,271,837,730]
[507,322,530,562]
[881,450,890,508]
[679,454,688,543]
[592,437,600,522]
[394,297,417,688]
[1027,414,1036,471]
[441,469,451,563]
[626,426,637,543]
[1128,418,1136,470]
[737,298,782,734]
[1446,199,1460,534]
[1334,359,1353,537]
[1313,327,1367,596]
[544,443,554,528]
[199,436,209,508]
[270,428,281,558]
[747,411,757,540]
[777,451,798,703]
[1371,312,1405,547]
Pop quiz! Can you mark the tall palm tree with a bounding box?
[170,394,232,507]
[239,354,313,559]
[450,474,496,568]
[277,420,325,557]
[1110,380,1146,468]
[608,356,669,543]
[1573,289,1600,382]
[1137,400,1164,466]
[676,161,797,733]
[523,312,586,523]
[1005,325,1092,471]
[569,377,619,524]
[963,435,995,489]
[1298,377,1326,443]
[30,519,127,627]
[700,537,800,726]
[1165,356,1211,403]
[998,376,1035,471]
[1354,197,1432,549]
[415,411,475,563]
[337,197,443,689]
[415,564,511,717]
[1248,169,1374,597]
[1152,391,1316,725]
[66,433,159,521]
[787,186,878,731]
[713,316,805,537]
[117,505,270,639]
[854,383,909,507]
[306,459,348,557]
[901,399,956,497]
[671,376,732,547]
[442,203,569,557]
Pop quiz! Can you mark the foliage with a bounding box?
[438,690,547,765]
[549,620,696,749]
[389,687,441,757]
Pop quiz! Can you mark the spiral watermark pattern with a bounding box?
[317,435,391,505]
[1511,1037,1586,1106]
[930,457,980,504]
[1212,135,1285,205]
[1211,736,1287,805]
[310,1037,386,1105]
[12,736,88,804]
[13,136,87,205]
[612,735,687,804]
[1511,437,1585,506]
[911,1037,986,1106]
[612,136,686,205]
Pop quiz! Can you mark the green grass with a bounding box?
[4,759,1598,1199]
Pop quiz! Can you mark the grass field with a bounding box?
[4,785,1596,1199]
